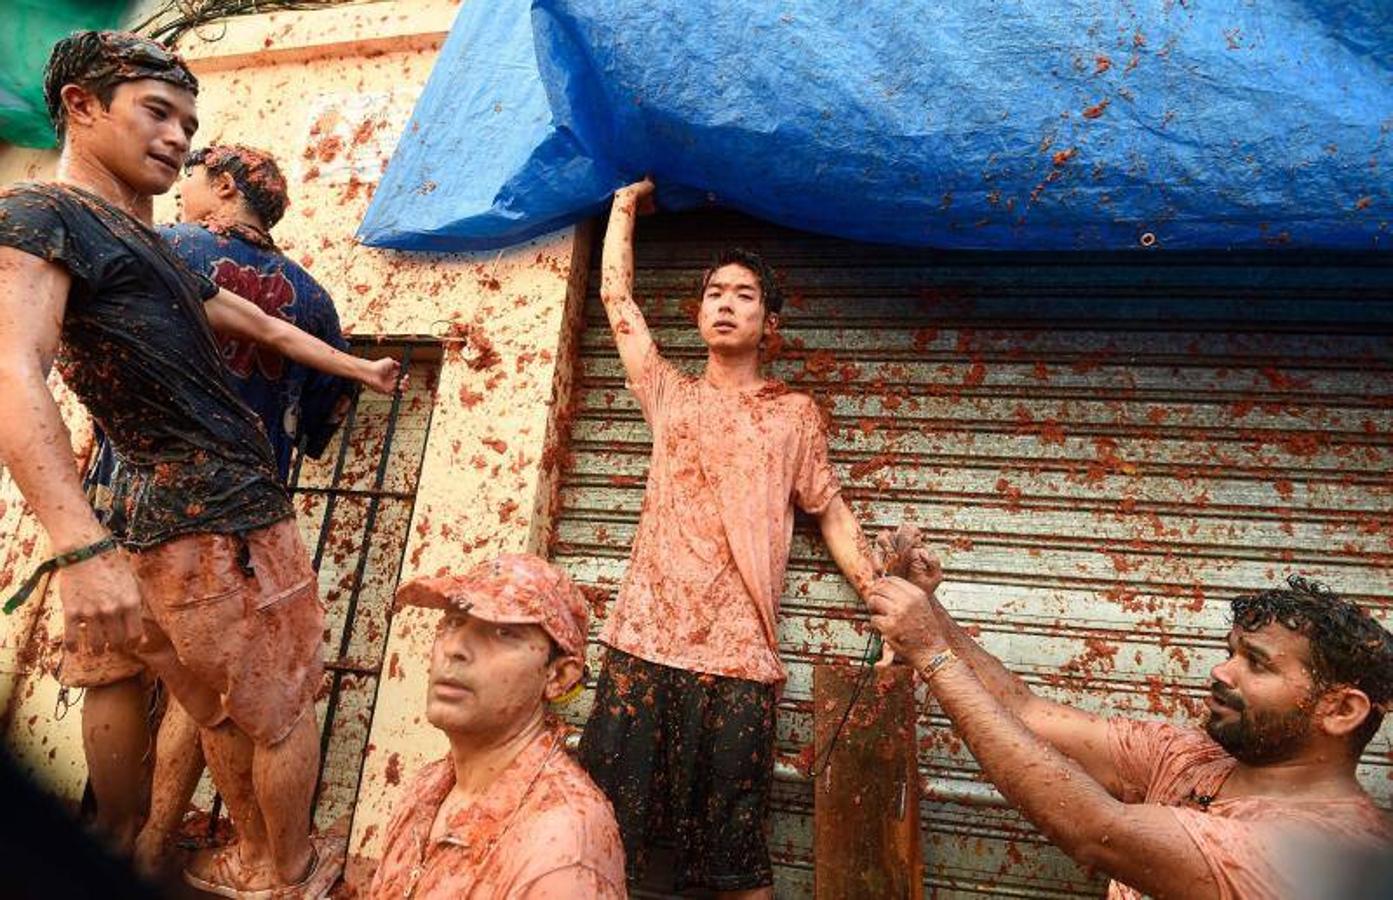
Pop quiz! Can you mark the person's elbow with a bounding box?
[1050,804,1131,874]
[816,495,855,538]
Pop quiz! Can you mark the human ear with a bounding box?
[213,171,240,200]
[1318,686,1372,741]
[60,84,104,131]
[543,656,583,702]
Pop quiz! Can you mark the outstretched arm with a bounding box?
[889,539,1124,795]
[204,288,401,393]
[600,179,657,384]
[869,576,1219,900]
[0,248,143,649]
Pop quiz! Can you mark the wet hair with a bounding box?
[1230,574,1393,751]
[699,247,784,314]
[43,31,199,143]
[186,145,290,229]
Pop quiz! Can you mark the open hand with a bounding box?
[867,576,947,668]
[361,356,406,394]
[58,549,143,652]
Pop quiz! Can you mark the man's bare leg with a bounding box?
[81,676,151,854]
[251,712,318,884]
[195,719,276,888]
[133,698,205,876]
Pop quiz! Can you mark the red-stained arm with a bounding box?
[204,287,401,393]
[816,494,879,601]
[893,542,1125,794]
[869,577,1218,899]
[599,179,657,385]
[0,248,142,649]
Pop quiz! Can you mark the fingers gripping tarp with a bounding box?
[359,1,1392,252]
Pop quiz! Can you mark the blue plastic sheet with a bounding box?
[360,1,1392,252]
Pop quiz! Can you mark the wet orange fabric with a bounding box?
[369,726,626,899]
[1105,718,1393,900]
[601,349,839,684]
[58,517,323,745]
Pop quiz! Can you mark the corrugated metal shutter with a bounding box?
[552,210,1393,899]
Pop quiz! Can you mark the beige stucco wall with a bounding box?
[0,3,592,880]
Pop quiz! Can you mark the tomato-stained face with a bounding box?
[64,78,198,196]
[697,262,777,355]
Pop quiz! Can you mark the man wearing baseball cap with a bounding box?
[369,554,626,899]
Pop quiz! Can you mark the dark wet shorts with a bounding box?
[579,646,776,892]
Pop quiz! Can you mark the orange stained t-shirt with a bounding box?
[1105,718,1393,900]
[601,349,841,684]
[368,727,626,900]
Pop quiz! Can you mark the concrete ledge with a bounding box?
[170,0,460,72]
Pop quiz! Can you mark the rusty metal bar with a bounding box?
[294,485,416,501]
[311,345,414,819]
[309,391,361,573]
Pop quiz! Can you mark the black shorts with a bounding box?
[579,647,777,892]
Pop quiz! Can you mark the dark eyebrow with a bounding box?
[1238,636,1273,665]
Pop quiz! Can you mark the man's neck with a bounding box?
[1221,747,1363,802]
[199,205,268,236]
[55,148,154,224]
[703,348,763,390]
[445,712,548,799]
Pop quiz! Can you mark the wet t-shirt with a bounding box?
[162,221,356,477]
[0,182,290,547]
[369,726,626,899]
[1105,718,1393,900]
[602,349,840,684]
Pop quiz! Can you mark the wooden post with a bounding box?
[813,663,923,900]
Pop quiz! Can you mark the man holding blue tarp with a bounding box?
[578,178,881,898]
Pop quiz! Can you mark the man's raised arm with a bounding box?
[869,575,1219,899]
[896,543,1125,798]
[599,179,658,384]
[0,248,142,650]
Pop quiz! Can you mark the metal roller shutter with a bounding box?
[552,210,1393,899]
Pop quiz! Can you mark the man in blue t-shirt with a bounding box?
[168,143,356,477]
[111,144,361,875]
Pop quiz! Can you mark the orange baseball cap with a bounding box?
[395,553,588,657]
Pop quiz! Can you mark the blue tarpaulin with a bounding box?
[360,1,1392,252]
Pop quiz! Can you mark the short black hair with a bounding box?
[44,31,198,143]
[699,247,783,314]
[1231,575,1393,752]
